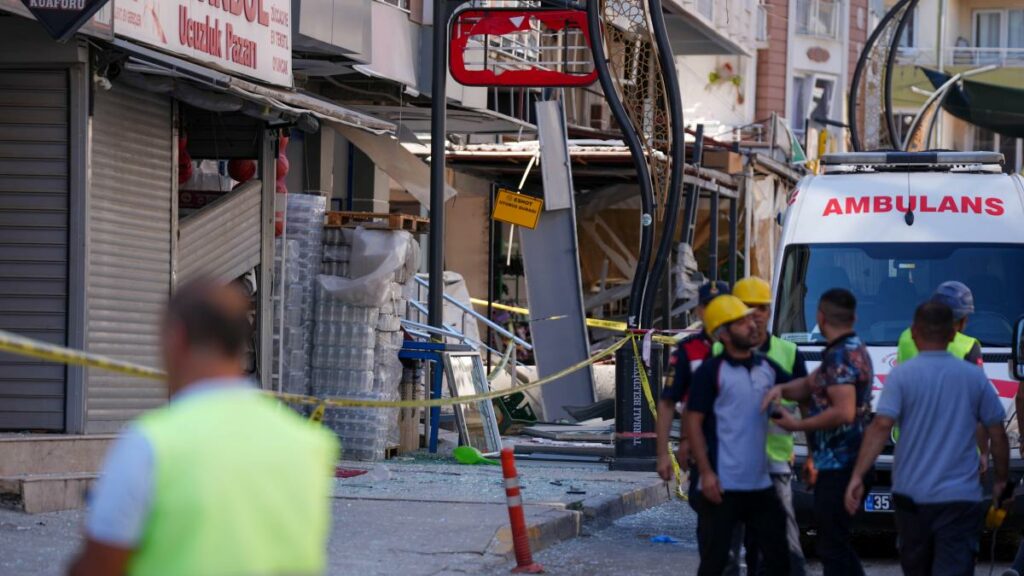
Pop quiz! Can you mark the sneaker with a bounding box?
[1001,569,1021,576]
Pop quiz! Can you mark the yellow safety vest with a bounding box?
[896,328,979,364]
[130,387,339,576]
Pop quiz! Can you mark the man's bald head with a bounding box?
[162,279,250,394]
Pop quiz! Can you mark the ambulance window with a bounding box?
[775,243,1024,347]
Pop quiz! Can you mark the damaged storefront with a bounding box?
[0,2,393,433]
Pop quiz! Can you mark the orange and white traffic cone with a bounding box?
[500,447,544,574]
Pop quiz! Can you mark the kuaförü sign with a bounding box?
[17,0,111,41]
[115,0,293,87]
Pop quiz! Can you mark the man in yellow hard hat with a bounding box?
[717,277,808,576]
[69,280,339,576]
[686,295,792,576]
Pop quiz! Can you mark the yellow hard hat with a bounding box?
[732,277,772,306]
[704,295,753,336]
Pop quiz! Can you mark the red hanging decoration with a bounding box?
[178,135,193,185]
[274,133,291,236]
[228,159,257,183]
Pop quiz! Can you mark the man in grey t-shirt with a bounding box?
[844,301,1008,576]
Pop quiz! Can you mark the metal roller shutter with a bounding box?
[177,179,262,285]
[86,83,173,433]
[0,70,69,431]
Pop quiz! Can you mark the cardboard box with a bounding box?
[703,150,744,174]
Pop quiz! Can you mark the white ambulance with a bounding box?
[771,151,1024,529]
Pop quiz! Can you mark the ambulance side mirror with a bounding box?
[1012,316,1024,382]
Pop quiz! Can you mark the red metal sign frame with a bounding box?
[449,8,598,88]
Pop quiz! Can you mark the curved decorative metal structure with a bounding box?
[588,0,673,328]
[640,0,685,327]
[848,0,919,151]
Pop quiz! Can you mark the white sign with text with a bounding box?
[115,0,291,86]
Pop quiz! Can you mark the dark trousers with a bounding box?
[894,498,986,576]
[814,469,864,576]
[695,488,791,576]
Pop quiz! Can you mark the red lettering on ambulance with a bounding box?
[985,197,1005,216]
[823,198,842,216]
[938,196,959,213]
[845,197,869,214]
[961,196,982,214]
[895,196,916,212]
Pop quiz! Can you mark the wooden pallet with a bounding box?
[325,211,430,234]
[384,444,401,460]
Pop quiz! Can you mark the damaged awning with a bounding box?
[444,141,739,197]
[333,124,457,207]
[922,68,1024,139]
[351,104,536,136]
[106,39,395,136]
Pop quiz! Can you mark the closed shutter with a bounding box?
[86,83,172,433]
[177,179,262,285]
[0,70,69,431]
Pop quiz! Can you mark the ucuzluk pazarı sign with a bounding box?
[18,0,111,41]
[115,0,292,87]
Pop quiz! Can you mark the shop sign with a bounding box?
[0,0,112,39]
[115,0,292,87]
[492,187,544,229]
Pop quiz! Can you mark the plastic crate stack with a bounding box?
[377,280,406,448]
[311,227,419,461]
[312,290,389,461]
[271,194,325,396]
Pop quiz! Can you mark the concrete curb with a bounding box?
[487,479,672,559]
[580,479,672,528]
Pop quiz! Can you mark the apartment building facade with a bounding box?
[891,0,1024,172]
[755,0,869,156]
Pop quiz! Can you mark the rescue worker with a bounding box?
[845,301,1009,576]
[763,288,873,576]
[68,280,339,576]
[686,295,791,576]
[893,281,989,469]
[715,277,808,576]
[897,281,982,365]
[657,280,728,482]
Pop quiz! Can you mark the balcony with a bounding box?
[947,47,1024,67]
[663,0,754,55]
[795,0,839,40]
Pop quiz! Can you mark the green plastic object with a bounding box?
[453,445,500,466]
[493,392,538,434]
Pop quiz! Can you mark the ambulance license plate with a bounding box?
[864,492,893,512]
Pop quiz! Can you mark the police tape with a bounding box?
[630,336,687,500]
[270,337,629,409]
[0,327,627,410]
[0,328,165,380]
[0,326,686,492]
[468,298,629,332]
[467,298,683,346]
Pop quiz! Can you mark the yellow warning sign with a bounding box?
[492,188,543,229]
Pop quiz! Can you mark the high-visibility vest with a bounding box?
[713,335,799,464]
[896,328,979,364]
[129,387,339,576]
[892,329,982,443]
